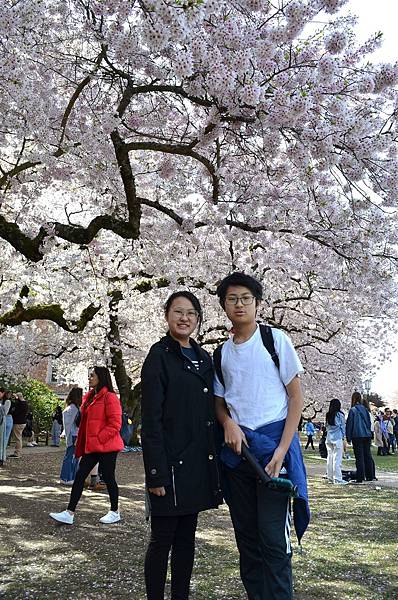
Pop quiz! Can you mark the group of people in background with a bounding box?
[303,393,398,486]
[0,389,29,464]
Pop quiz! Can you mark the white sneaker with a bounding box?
[27,442,35,447]
[334,480,349,485]
[49,510,74,524]
[59,480,74,486]
[99,510,121,524]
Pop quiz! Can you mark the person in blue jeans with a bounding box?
[305,418,316,449]
[51,405,63,446]
[60,388,82,485]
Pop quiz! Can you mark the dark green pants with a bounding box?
[224,460,293,600]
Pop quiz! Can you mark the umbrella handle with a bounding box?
[241,443,298,498]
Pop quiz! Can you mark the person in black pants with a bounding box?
[141,291,222,600]
[49,367,124,525]
[213,273,307,600]
[346,392,374,483]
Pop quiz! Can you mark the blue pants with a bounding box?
[60,438,78,482]
[51,421,62,446]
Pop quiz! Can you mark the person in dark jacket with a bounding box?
[141,291,222,600]
[346,392,374,483]
[9,393,28,459]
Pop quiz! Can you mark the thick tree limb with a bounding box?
[0,299,100,333]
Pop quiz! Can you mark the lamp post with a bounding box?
[364,379,371,404]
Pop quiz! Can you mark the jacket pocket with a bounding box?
[168,443,203,508]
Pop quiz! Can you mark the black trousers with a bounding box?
[351,438,374,482]
[145,513,198,600]
[305,435,314,449]
[225,461,292,600]
[67,451,119,512]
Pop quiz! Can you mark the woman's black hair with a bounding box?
[164,291,203,330]
[91,366,114,394]
[326,398,342,426]
[216,272,263,308]
[66,387,83,408]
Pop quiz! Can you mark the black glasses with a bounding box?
[225,295,255,306]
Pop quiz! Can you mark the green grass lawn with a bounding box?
[291,476,398,599]
[1,451,397,599]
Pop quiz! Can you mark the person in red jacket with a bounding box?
[49,366,124,525]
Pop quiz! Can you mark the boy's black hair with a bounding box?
[164,291,203,329]
[216,272,263,308]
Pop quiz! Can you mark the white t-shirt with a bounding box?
[213,325,304,430]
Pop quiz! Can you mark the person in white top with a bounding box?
[59,387,82,485]
[214,272,305,600]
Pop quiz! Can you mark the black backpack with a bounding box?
[213,324,280,387]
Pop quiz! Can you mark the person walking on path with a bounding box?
[9,393,28,459]
[50,406,63,447]
[0,389,11,466]
[346,392,374,483]
[3,392,14,454]
[213,272,309,600]
[305,418,316,450]
[141,291,222,600]
[49,367,124,525]
[59,387,82,485]
[325,398,348,485]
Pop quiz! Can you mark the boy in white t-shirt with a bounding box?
[214,272,305,600]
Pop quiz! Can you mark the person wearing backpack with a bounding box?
[346,392,374,483]
[213,273,308,600]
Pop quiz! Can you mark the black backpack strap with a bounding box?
[259,324,280,371]
[213,344,225,388]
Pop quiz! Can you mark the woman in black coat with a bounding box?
[141,291,222,600]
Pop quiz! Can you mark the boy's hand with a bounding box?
[265,446,286,479]
[224,418,247,455]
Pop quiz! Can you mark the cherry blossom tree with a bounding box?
[1,0,398,413]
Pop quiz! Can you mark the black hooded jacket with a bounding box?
[141,333,222,516]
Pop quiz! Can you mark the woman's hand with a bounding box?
[148,486,166,496]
